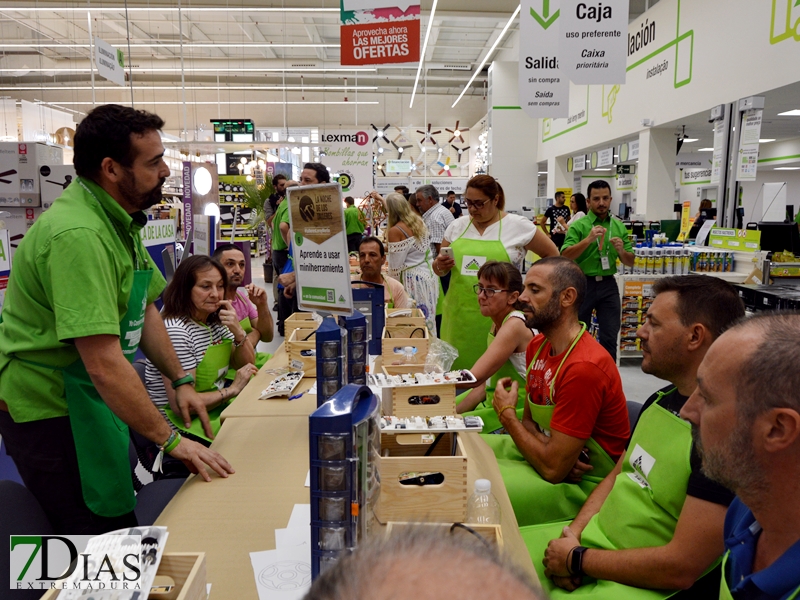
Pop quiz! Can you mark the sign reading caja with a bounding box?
[287,183,353,316]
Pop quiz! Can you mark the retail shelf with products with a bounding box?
[218,175,266,256]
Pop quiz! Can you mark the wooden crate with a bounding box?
[287,329,317,378]
[388,383,457,417]
[380,362,428,376]
[285,312,319,341]
[375,432,468,523]
[381,325,429,366]
[385,522,504,553]
[386,308,427,329]
[40,553,206,600]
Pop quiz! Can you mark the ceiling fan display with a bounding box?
[417,124,442,147]
[370,123,392,146]
[446,120,468,144]
[451,144,470,161]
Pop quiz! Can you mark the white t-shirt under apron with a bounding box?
[443,213,538,271]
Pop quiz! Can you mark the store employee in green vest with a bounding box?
[482,257,630,528]
[680,313,800,600]
[344,195,366,254]
[561,180,634,361]
[0,104,234,534]
[531,275,743,599]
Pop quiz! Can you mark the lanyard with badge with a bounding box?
[597,226,611,271]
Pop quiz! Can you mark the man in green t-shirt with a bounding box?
[344,196,366,253]
[0,104,234,534]
[561,180,634,360]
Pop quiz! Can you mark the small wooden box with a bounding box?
[375,432,468,523]
[40,553,207,600]
[386,308,427,329]
[387,383,457,417]
[285,312,319,340]
[382,325,429,365]
[380,363,428,376]
[286,329,317,377]
[385,522,504,552]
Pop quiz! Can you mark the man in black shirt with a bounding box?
[442,190,462,219]
[544,191,571,249]
[527,275,745,599]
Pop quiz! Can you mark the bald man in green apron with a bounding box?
[530,275,744,598]
[484,257,630,528]
[0,105,234,534]
[680,314,800,600]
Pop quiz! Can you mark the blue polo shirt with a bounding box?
[723,497,800,599]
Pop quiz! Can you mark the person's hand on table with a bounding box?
[168,436,235,482]
[175,385,214,439]
[218,300,246,343]
[565,447,594,482]
[231,363,259,395]
[245,283,269,311]
[610,237,625,254]
[544,526,583,588]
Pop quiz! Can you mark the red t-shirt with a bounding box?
[525,332,629,460]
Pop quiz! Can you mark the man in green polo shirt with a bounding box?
[344,196,366,254]
[0,104,234,534]
[561,180,634,360]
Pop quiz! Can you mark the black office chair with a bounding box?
[627,401,644,432]
[0,481,55,599]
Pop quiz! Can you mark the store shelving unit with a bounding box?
[218,175,266,257]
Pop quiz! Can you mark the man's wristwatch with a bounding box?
[171,373,195,390]
[570,546,589,577]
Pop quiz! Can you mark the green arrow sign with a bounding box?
[530,0,560,30]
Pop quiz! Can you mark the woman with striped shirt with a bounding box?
[145,255,257,444]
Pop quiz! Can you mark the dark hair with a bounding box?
[531,256,586,310]
[652,275,744,340]
[302,162,331,183]
[272,173,287,185]
[73,104,165,179]
[447,190,456,196]
[478,261,527,310]
[586,180,611,198]
[211,243,243,261]
[394,185,409,193]
[554,191,565,200]
[466,175,506,210]
[162,255,227,323]
[699,199,713,210]
[345,196,355,205]
[571,192,588,214]
[359,235,385,257]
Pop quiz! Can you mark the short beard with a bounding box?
[691,419,767,495]
[119,168,165,211]
[527,293,562,330]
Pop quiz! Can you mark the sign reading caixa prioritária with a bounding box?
[10,534,143,592]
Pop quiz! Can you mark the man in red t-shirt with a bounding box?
[482,256,629,527]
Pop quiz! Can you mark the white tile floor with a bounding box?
[248,258,669,404]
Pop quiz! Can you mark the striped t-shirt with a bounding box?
[145,317,233,423]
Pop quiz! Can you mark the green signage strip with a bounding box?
[707,227,761,252]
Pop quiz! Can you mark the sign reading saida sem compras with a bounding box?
[287,183,354,316]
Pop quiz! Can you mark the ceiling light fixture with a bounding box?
[0,67,377,74]
[47,100,379,106]
[2,85,378,92]
[697,147,714,151]
[682,138,699,142]
[410,0,439,108]
[778,109,800,116]
[759,138,776,143]
[452,5,520,108]
[0,6,339,12]
[774,166,800,170]
[0,43,337,49]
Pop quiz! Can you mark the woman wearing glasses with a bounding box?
[385,192,439,334]
[456,261,533,433]
[433,175,558,370]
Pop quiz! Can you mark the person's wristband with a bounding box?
[158,430,182,453]
[171,374,195,390]
[233,336,245,349]
[498,405,517,420]
[568,546,588,577]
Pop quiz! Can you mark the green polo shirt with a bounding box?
[272,200,289,251]
[344,205,365,235]
[562,211,633,277]
[0,177,166,423]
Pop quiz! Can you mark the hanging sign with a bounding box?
[182,161,193,241]
[710,120,726,185]
[519,0,569,118]
[736,109,763,182]
[629,140,639,160]
[93,37,125,87]
[597,147,614,167]
[340,0,420,66]
[573,154,586,171]
[288,182,354,316]
[708,228,761,252]
[319,129,374,194]
[558,0,629,84]
[677,200,692,241]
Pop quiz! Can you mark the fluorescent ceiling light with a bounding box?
[538,171,547,175]
[0,67,376,74]
[595,168,612,171]
[778,109,800,116]
[452,5,520,108]
[774,167,800,170]
[3,85,377,92]
[682,138,698,142]
[698,147,714,151]
[759,138,776,143]
[1,6,338,11]
[51,101,379,106]
[0,43,337,49]
[410,0,439,108]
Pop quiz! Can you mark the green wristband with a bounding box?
[162,431,182,454]
[171,374,195,389]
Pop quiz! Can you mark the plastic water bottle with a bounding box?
[466,479,501,524]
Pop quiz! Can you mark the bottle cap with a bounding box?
[474,478,491,493]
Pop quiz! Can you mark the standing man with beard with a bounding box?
[483,256,630,527]
[680,313,800,600]
[0,105,234,534]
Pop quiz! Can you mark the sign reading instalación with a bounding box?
[340,0,420,66]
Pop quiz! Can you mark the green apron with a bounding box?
[165,325,233,443]
[482,326,616,526]
[522,393,703,598]
[458,312,527,434]
[440,218,510,371]
[718,546,800,600]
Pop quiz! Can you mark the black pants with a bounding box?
[347,233,363,254]
[578,276,621,361]
[551,233,565,249]
[273,248,290,334]
[0,411,137,535]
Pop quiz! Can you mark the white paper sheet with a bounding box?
[249,546,312,600]
[275,526,311,549]
[287,503,311,530]
[304,470,310,487]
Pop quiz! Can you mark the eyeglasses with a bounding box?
[465,199,491,209]
[473,284,510,297]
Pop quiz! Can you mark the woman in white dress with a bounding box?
[556,192,588,231]
[385,192,439,334]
